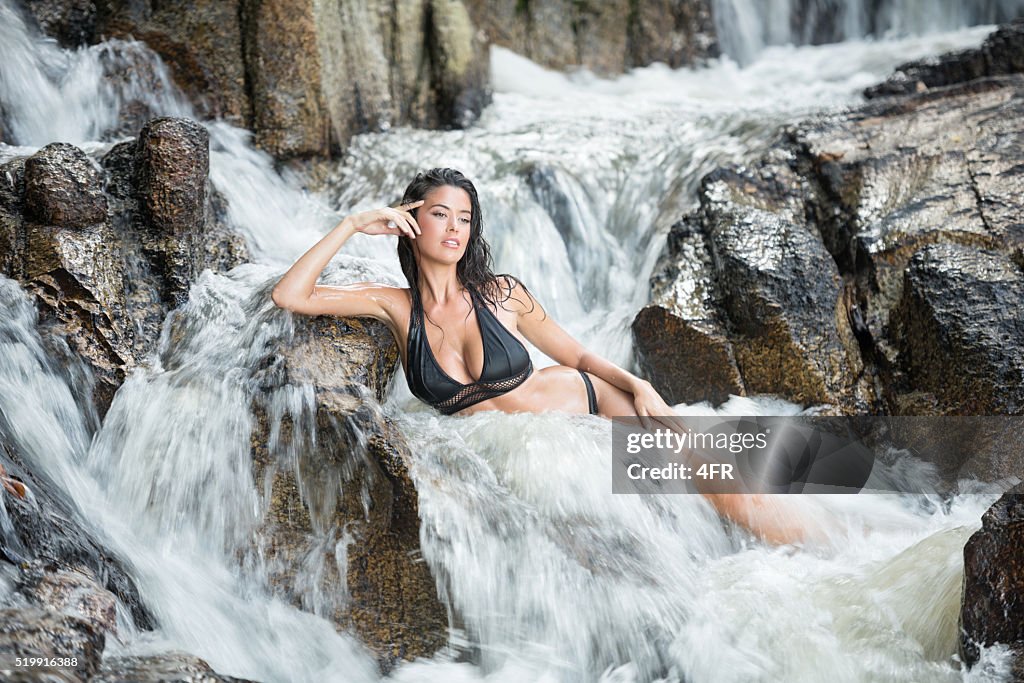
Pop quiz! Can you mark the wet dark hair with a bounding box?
[397,167,541,318]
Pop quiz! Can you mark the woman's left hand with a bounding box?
[631,379,683,430]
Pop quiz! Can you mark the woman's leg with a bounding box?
[586,374,819,546]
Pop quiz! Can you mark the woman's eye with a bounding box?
[433,212,445,219]
[460,217,470,223]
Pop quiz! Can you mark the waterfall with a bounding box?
[711,0,1024,64]
[0,0,1018,680]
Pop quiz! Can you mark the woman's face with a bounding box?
[412,185,473,265]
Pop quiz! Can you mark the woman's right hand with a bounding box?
[348,200,424,239]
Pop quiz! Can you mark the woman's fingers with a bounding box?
[384,208,416,238]
[397,209,422,235]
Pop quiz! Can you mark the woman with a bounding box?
[272,167,673,420]
[272,168,816,545]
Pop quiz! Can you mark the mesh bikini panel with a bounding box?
[434,360,534,415]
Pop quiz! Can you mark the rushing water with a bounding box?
[0,1,1018,681]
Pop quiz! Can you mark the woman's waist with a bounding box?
[456,365,583,415]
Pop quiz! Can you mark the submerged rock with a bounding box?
[961,484,1024,678]
[250,314,446,672]
[93,652,258,683]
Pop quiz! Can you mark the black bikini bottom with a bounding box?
[578,370,599,416]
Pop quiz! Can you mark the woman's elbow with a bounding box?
[271,286,299,312]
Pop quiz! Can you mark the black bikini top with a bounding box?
[405,285,533,415]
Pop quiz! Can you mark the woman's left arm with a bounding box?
[507,280,676,417]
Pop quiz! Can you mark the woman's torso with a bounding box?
[381,285,592,416]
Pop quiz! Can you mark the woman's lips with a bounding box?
[441,239,460,248]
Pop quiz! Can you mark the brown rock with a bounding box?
[961,483,1024,674]
[241,0,330,158]
[628,0,717,68]
[250,314,446,672]
[633,216,744,405]
[96,0,248,123]
[0,607,103,680]
[24,143,107,230]
[136,117,208,238]
[892,244,1024,416]
[93,652,259,683]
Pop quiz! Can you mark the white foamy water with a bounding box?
[0,1,1017,681]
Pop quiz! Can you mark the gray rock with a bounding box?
[633,215,744,405]
[866,20,1024,99]
[93,652,258,683]
[0,607,103,680]
[21,0,96,48]
[24,144,107,230]
[961,483,1024,677]
[892,244,1024,416]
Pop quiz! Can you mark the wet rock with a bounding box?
[428,0,490,128]
[0,158,27,279]
[633,215,744,405]
[0,443,155,632]
[892,244,1024,416]
[95,0,248,123]
[628,0,718,68]
[642,62,1024,414]
[93,652,258,683]
[866,20,1024,99]
[637,152,866,409]
[23,567,118,637]
[250,314,446,672]
[961,483,1024,676]
[136,118,208,239]
[24,144,107,230]
[703,163,865,408]
[21,0,97,48]
[240,0,330,158]
[0,607,103,680]
[465,0,717,74]
[0,122,247,417]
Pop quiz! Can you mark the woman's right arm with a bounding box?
[270,201,423,319]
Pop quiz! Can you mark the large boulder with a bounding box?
[633,214,744,405]
[0,118,248,417]
[961,484,1024,679]
[638,68,1024,416]
[635,151,868,411]
[250,314,446,672]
